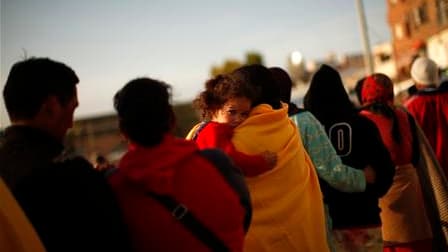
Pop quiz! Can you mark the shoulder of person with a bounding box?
[292,109,309,117]
[53,153,93,169]
[352,114,378,129]
[52,154,105,181]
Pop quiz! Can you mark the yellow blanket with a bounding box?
[233,103,329,252]
[0,178,46,252]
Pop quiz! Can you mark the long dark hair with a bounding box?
[362,102,402,144]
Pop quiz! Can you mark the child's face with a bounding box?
[213,97,251,128]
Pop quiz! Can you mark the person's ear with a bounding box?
[118,120,132,143]
[40,96,60,117]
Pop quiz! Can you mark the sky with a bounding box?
[0,0,390,127]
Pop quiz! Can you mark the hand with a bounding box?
[363,165,376,184]
[262,151,277,169]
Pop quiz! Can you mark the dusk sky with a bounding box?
[0,0,390,127]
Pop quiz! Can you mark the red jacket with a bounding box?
[360,109,415,165]
[193,122,271,177]
[109,134,245,252]
[405,86,448,177]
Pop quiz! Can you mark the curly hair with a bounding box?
[193,74,258,120]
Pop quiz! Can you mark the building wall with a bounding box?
[66,115,124,164]
[427,28,448,67]
[65,102,199,164]
[388,0,448,78]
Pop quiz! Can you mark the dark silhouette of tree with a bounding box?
[210,51,264,77]
[245,51,264,65]
[211,59,243,77]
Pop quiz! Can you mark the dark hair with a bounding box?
[193,74,258,120]
[3,57,79,120]
[354,76,366,105]
[229,64,281,109]
[304,64,355,125]
[114,78,174,147]
[269,67,292,103]
[269,67,300,115]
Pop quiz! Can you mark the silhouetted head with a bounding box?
[4,57,79,121]
[229,64,281,109]
[269,67,300,115]
[269,67,292,103]
[3,57,79,141]
[114,78,174,147]
[304,64,354,125]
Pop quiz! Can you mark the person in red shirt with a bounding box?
[360,73,432,252]
[189,74,277,177]
[109,78,249,251]
[405,57,448,178]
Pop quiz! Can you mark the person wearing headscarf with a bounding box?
[360,73,432,252]
[304,64,395,252]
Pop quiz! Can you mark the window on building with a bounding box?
[437,0,448,25]
[413,3,429,27]
[404,19,411,37]
[395,24,404,39]
[378,53,391,62]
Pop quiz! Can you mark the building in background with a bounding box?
[66,102,200,163]
[66,114,124,164]
[427,28,448,68]
[388,0,448,80]
[287,50,309,86]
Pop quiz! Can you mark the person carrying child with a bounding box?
[187,74,277,177]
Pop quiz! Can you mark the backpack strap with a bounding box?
[199,149,252,233]
[146,191,229,252]
[191,121,209,141]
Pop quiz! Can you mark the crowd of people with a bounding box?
[1,56,447,252]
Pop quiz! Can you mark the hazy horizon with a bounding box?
[0,0,390,127]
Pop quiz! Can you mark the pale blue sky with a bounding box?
[0,0,390,127]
